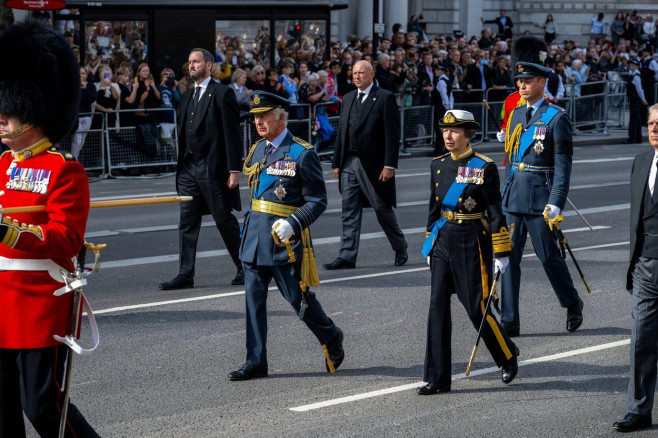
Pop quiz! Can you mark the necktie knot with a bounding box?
[357,92,365,104]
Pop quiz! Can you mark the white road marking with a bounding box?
[288,339,631,412]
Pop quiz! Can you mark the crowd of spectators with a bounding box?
[41,8,658,161]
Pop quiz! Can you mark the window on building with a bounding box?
[81,20,149,75]
[216,20,270,69]
[274,20,326,66]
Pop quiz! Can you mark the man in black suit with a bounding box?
[482,9,514,40]
[324,60,408,270]
[159,48,244,290]
[613,104,658,432]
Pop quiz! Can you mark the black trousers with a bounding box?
[628,96,645,144]
[424,221,516,386]
[177,156,242,277]
[0,346,99,438]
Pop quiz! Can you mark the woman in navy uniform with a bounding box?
[228,91,344,381]
[419,110,518,395]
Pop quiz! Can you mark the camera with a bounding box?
[103,72,111,81]
[165,77,176,87]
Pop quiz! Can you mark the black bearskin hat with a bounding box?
[512,37,548,67]
[0,21,80,144]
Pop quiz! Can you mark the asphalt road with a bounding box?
[27,141,658,437]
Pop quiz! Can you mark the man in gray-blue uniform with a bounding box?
[228,91,344,381]
[499,61,584,337]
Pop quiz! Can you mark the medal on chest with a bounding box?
[266,160,296,177]
[274,183,287,200]
[455,166,484,184]
[463,196,477,212]
[6,163,51,194]
[533,125,546,155]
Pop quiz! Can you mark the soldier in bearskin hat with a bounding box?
[0,21,99,437]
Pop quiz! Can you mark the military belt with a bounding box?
[511,162,554,173]
[251,198,298,217]
[440,210,485,222]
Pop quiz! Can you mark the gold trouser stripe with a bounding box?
[251,198,299,217]
[478,240,513,360]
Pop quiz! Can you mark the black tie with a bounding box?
[357,91,365,105]
[526,106,533,124]
[652,160,658,202]
[192,86,200,113]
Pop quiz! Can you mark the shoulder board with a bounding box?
[46,148,78,162]
[292,136,314,149]
[547,102,566,112]
[432,152,451,161]
[474,152,494,163]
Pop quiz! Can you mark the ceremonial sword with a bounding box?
[466,269,502,376]
[0,195,193,215]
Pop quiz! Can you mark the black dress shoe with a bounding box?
[613,413,652,432]
[566,298,584,332]
[394,245,408,267]
[417,383,451,395]
[228,364,268,381]
[231,266,245,285]
[501,346,520,384]
[323,257,355,270]
[159,274,194,290]
[325,328,345,372]
[502,321,520,337]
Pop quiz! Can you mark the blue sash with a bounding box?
[502,106,560,194]
[253,142,305,199]
[422,156,485,257]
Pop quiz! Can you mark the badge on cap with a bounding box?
[254,94,261,105]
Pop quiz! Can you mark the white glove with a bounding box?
[427,256,431,266]
[545,204,561,221]
[496,130,506,143]
[494,257,509,274]
[272,219,294,242]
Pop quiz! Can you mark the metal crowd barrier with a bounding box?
[568,80,607,133]
[400,104,434,148]
[312,101,341,157]
[58,112,105,174]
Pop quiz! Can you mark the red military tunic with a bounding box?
[0,137,89,349]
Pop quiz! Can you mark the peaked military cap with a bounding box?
[514,61,552,79]
[249,91,290,113]
[439,110,480,130]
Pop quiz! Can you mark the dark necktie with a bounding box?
[652,160,658,202]
[192,86,200,113]
[526,106,533,124]
[357,91,365,105]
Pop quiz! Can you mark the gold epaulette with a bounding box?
[293,136,314,149]
[492,226,513,254]
[432,152,451,161]
[474,152,493,163]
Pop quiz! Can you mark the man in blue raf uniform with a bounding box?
[500,61,584,337]
[228,91,344,381]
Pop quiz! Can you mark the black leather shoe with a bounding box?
[325,328,345,372]
[502,321,520,337]
[566,298,584,332]
[228,364,268,381]
[394,245,408,267]
[417,383,451,395]
[501,346,520,384]
[231,266,245,285]
[323,257,355,270]
[613,413,652,432]
[159,274,194,290]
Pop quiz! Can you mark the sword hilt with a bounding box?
[271,225,296,263]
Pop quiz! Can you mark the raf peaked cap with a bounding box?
[514,61,552,79]
[249,91,290,113]
[439,110,480,130]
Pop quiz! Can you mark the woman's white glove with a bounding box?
[494,257,509,274]
[496,130,506,143]
[427,256,431,266]
[272,219,294,242]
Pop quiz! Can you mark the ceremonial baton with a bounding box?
[0,195,193,215]
[483,100,501,132]
[553,224,592,294]
[466,269,501,376]
[566,197,595,231]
